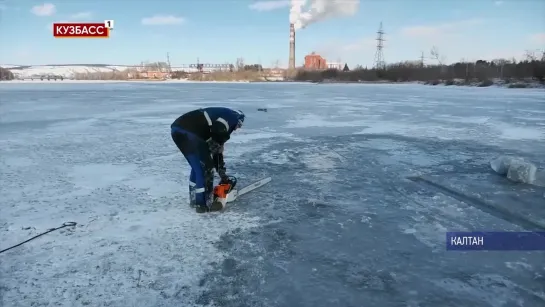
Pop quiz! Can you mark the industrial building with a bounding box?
[289,22,345,71]
[304,52,327,70]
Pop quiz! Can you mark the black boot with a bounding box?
[195,201,223,213]
[195,191,213,213]
[208,200,224,212]
[196,205,209,213]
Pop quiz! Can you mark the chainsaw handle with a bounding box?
[226,175,237,189]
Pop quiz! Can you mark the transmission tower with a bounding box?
[420,51,425,67]
[373,22,386,70]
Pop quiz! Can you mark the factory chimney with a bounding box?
[289,23,295,70]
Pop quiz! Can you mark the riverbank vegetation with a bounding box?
[293,49,545,87]
[187,70,264,82]
[0,67,14,80]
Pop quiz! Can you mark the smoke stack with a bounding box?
[289,23,295,70]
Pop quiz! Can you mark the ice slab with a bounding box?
[490,156,519,175]
[490,156,540,185]
[507,160,537,184]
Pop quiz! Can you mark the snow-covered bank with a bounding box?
[4,65,129,79]
[1,65,264,83]
[309,79,545,89]
[0,79,251,84]
[2,79,542,87]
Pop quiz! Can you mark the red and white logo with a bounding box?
[53,20,114,38]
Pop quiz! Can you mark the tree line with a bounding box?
[0,67,14,80]
[294,50,545,85]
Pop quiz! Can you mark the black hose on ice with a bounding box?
[0,222,77,254]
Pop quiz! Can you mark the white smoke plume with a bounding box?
[290,0,360,31]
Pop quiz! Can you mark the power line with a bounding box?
[373,22,386,70]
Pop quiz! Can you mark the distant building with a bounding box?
[186,64,231,73]
[304,52,327,70]
[267,68,285,77]
[327,62,343,70]
[139,71,169,79]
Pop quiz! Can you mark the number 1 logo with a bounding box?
[104,20,114,30]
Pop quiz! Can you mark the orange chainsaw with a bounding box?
[213,176,272,209]
[213,176,237,208]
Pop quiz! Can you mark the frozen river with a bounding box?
[1,82,544,307]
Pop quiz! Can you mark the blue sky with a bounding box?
[0,0,544,68]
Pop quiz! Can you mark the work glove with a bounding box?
[220,175,231,185]
[207,139,223,155]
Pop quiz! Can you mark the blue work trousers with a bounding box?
[171,127,214,207]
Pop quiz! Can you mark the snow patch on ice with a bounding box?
[496,124,544,140]
[301,150,344,172]
[514,116,545,122]
[285,114,367,128]
[356,122,411,135]
[2,156,35,167]
[70,163,137,191]
[435,115,491,125]
[47,118,99,132]
[264,103,294,109]
[127,117,170,125]
[1,207,262,306]
[223,130,299,160]
[505,261,533,271]
[125,176,182,198]
[354,119,545,147]
[229,131,294,143]
[260,149,292,165]
[353,139,408,151]
[356,121,467,140]
[398,220,448,251]
[434,274,544,306]
[101,104,204,119]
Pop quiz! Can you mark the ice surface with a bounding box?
[229,130,295,143]
[496,123,545,140]
[1,82,545,307]
[285,113,368,128]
